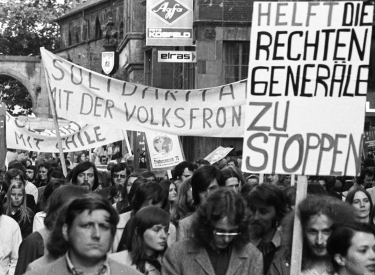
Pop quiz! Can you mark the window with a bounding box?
[75,27,80,44]
[83,25,88,40]
[224,41,250,84]
[173,46,195,89]
[145,49,153,86]
[68,30,72,46]
[119,22,124,40]
[95,17,102,39]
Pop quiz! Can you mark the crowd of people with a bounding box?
[1,150,375,275]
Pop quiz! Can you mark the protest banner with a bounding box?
[6,112,124,152]
[243,1,373,177]
[146,0,193,46]
[204,146,233,164]
[40,48,247,138]
[145,132,184,170]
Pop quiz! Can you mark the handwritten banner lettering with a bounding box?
[41,48,247,138]
[6,112,125,152]
[242,2,373,176]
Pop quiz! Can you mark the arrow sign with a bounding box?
[158,51,197,63]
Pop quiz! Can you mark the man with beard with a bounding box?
[244,184,287,275]
[269,195,356,275]
[71,162,99,192]
[25,165,38,204]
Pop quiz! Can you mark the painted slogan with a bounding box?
[41,48,247,138]
[242,2,373,176]
[6,112,124,152]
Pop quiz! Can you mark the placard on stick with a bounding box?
[242,1,373,177]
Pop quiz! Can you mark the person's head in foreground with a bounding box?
[193,188,250,251]
[327,222,375,275]
[60,194,119,272]
[298,195,357,270]
[129,206,170,273]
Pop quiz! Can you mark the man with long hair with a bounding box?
[243,184,287,274]
[163,188,263,275]
[71,162,99,191]
[177,165,225,241]
[269,195,357,275]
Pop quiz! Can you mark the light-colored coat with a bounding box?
[162,239,263,275]
[24,256,142,275]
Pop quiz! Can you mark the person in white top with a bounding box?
[0,199,22,275]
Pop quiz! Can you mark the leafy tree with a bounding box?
[0,75,32,115]
[0,0,72,55]
[0,0,72,115]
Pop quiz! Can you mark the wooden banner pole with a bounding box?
[44,69,67,177]
[290,175,308,275]
[122,130,132,156]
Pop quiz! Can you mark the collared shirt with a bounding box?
[205,245,232,275]
[65,252,110,275]
[250,228,281,253]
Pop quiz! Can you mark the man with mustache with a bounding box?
[244,184,287,275]
[71,162,99,191]
[269,195,357,275]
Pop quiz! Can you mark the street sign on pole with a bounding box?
[158,51,196,63]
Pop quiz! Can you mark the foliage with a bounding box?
[0,0,72,115]
[0,75,32,115]
[0,0,72,55]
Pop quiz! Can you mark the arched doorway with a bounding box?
[0,74,33,116]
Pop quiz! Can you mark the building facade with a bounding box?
[54,0,375,161]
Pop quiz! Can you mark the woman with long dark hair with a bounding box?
[327,222,375,275]
[110,206,169,274]
[159,180,177,213]
[346,187,373,224]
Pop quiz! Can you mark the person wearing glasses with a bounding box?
[172,161,196,189]
[177,165,225,241]
[163,188,263,275]
[97,163,130,205]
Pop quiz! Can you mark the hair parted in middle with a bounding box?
[129,205,170,273]
[192,188,250,249]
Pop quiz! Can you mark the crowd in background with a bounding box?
[1,148,375,275]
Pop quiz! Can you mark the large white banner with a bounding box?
[6,112,125,152]
[242,2,373,176]
[41,48,247,138]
